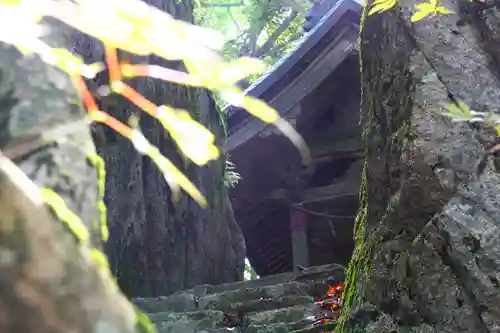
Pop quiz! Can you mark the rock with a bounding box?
[134,264,346,333]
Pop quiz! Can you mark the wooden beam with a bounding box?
[265,159,364,202]
[310,136,363,159]
[301,160,363,204]
[225,25,359,153]
[291,208,309,273]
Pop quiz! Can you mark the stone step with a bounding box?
[233,321,306,333]
[147,303,317,326]
[199,283,313,311]
[167,263,345,296]
[246,304,317,326]
[135,281,320,313]
[214,295,314,313]
[199,271,296,294]
[149,304,320,333]
[145,296,316,330]
[134,264,345,313]
[154,320,307,333]
[133,264,346,333]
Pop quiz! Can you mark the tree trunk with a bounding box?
[0,21,102,246]
[72,0,246,298]
[0,20,144,333]
[339,1,500,332]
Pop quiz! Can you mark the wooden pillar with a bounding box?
[290,207,309,274]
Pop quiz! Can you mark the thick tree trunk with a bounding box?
[0,20,142,333]
[0,21,102,246]
[0,153,142,333]
[339,1,500,332]
[72,0,246,298]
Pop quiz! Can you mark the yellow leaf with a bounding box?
[53,0,222,63]
[184,57,266,90]
[149,148,207,207]
[429,0,437,7]
[219,57,267,87]
[456,99,471,114]
[0,0,21,5]
[127,129,207,206]
[410,9,431,21]
[415,3,434,11]
[157,106,220,166]
[185,59,221,87]
[368,0,397,15]
[446,103,465,117]
[50,48,86,75]
[242,96,280,124]
[370,0,390,6]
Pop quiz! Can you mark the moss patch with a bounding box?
[86,153,108,242]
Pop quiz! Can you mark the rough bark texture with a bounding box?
[0,19,140,332]
[0,153,141,333]
[0,20,102,245]
[72,0,246,298]
[338,1,500,332]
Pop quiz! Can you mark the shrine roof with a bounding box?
[224,0,362,151]
[223,0,363,277]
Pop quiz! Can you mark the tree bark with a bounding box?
[0,19,142,333]
[0,20,102,246]
[339,1,500,332]
[0,152,142,333]
[72,0,246,298]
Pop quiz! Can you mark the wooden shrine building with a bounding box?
[225,0,363,277]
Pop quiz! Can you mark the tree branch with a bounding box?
[253,10,298,58]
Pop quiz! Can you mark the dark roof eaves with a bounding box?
[224,0,362,118]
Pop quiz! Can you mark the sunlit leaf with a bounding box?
[218,57,267,87]
[415,3,434,11]
[184,57,266,89]
[368,0,397,15]
[410,10,431,21]
[446,100,472,118]
[495,126,500,137]
[410,0,453,22]
[241,95,280,123]
[157,106,220,166]
[149,147,208,207]
[49,0,222,62]
[128,129,207,206]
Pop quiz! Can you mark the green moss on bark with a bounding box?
[86,153,108,242]
[335,3,415,331]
